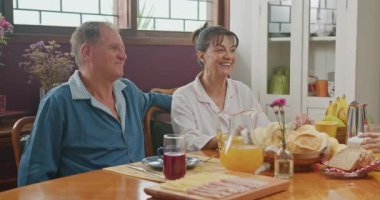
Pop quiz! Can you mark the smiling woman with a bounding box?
[171,24,270,152]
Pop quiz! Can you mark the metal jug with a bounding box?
[347,101,368,138]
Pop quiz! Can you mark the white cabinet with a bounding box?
[250,0,380,123]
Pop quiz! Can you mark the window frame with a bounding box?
[2,0,230,46]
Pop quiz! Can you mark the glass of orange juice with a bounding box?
[218,109,263,173]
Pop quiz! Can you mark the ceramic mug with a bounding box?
[157,134,186,180]
[315,80,328,97]
[328,81,335,97]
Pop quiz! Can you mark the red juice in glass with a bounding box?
[163,152,186,180]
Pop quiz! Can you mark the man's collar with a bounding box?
[68,70,127,100]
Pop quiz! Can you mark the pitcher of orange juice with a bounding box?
[217,109,263,173]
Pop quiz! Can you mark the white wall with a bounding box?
[230,0,254,89]
[355,0,380,123]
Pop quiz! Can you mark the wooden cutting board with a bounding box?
[144,171,290,200]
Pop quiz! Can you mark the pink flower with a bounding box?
[270,98,287,149]
[270,98,286,107]
[0,16,13,33]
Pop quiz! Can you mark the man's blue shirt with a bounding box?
[18,71,171,186]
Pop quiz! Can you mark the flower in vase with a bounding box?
[270,98,287,149]
[19,40,75,91]
[0,13,13,66]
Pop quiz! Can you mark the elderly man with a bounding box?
[18,21,171,186]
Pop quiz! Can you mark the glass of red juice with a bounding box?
[157,134,186,180]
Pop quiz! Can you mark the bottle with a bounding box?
[274,144,294,179]
[347,101,368,138]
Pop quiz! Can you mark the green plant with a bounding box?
[137,1,155,30]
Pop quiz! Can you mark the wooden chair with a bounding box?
[143,88,176,157]
[150,87,177,95]
[12,116,35,168]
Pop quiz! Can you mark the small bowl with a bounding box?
[264,151,322,171]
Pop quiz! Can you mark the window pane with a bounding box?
[199,1,213,21]
[139,0,169,18]
[137,0,214,31]
[185,20,206,32]
[13,0,122,28]
[13,10,40,25]
[137,17,155,30]
[155,19,183,31]
[62,0,99,14]
[41,12,80,27]
[101,0,117,15]
[82,15,118,24]
[171,0,197,20]
[18,0,60,11]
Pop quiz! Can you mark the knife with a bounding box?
[127,165,165,180]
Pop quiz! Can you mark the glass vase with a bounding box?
[274,145,294,179]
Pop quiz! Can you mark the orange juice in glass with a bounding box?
[217,131,245,151]
[218,109,263,173]
[220,144,263,173]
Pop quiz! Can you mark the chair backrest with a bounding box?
[143,88,176,157]
[12,116,35,168]
[150,88,177,95]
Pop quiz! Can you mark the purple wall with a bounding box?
[0,43,200,114]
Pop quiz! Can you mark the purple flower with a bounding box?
[19,40,75,90]
[270,98,286,107]
[35,41,45,49]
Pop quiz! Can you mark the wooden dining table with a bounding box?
[0,150,379,200]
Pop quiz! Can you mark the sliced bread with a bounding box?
[327,147,374,171]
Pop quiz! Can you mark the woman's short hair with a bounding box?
[70,21,118,67]
[192,23,239,68]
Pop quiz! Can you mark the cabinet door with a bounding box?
[255,0,302,122]
[301,0,339,121]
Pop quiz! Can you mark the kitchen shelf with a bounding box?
[310,36,336,41]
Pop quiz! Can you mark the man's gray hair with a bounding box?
[70,21,118,67]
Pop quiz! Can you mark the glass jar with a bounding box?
[218,109,264,173]
[274,145,294,179]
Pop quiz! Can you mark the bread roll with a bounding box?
[328,137,340,154]
[296,124,316,133]
[250,127,267,148]
[266,122,282,147]
[288,130,323,153]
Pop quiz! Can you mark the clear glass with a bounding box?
[364,124,380,156]
[218,109,264,174]
[267,0,292,95]
[364,124,380,134]
[274,146,294,179]
[161,134,186,180]
[307,0,337,97]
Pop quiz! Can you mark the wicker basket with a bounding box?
[336,127,347,144]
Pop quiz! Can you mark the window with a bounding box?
[4,0,229,45]
[12,0,125,28]
[137,0,214,32]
